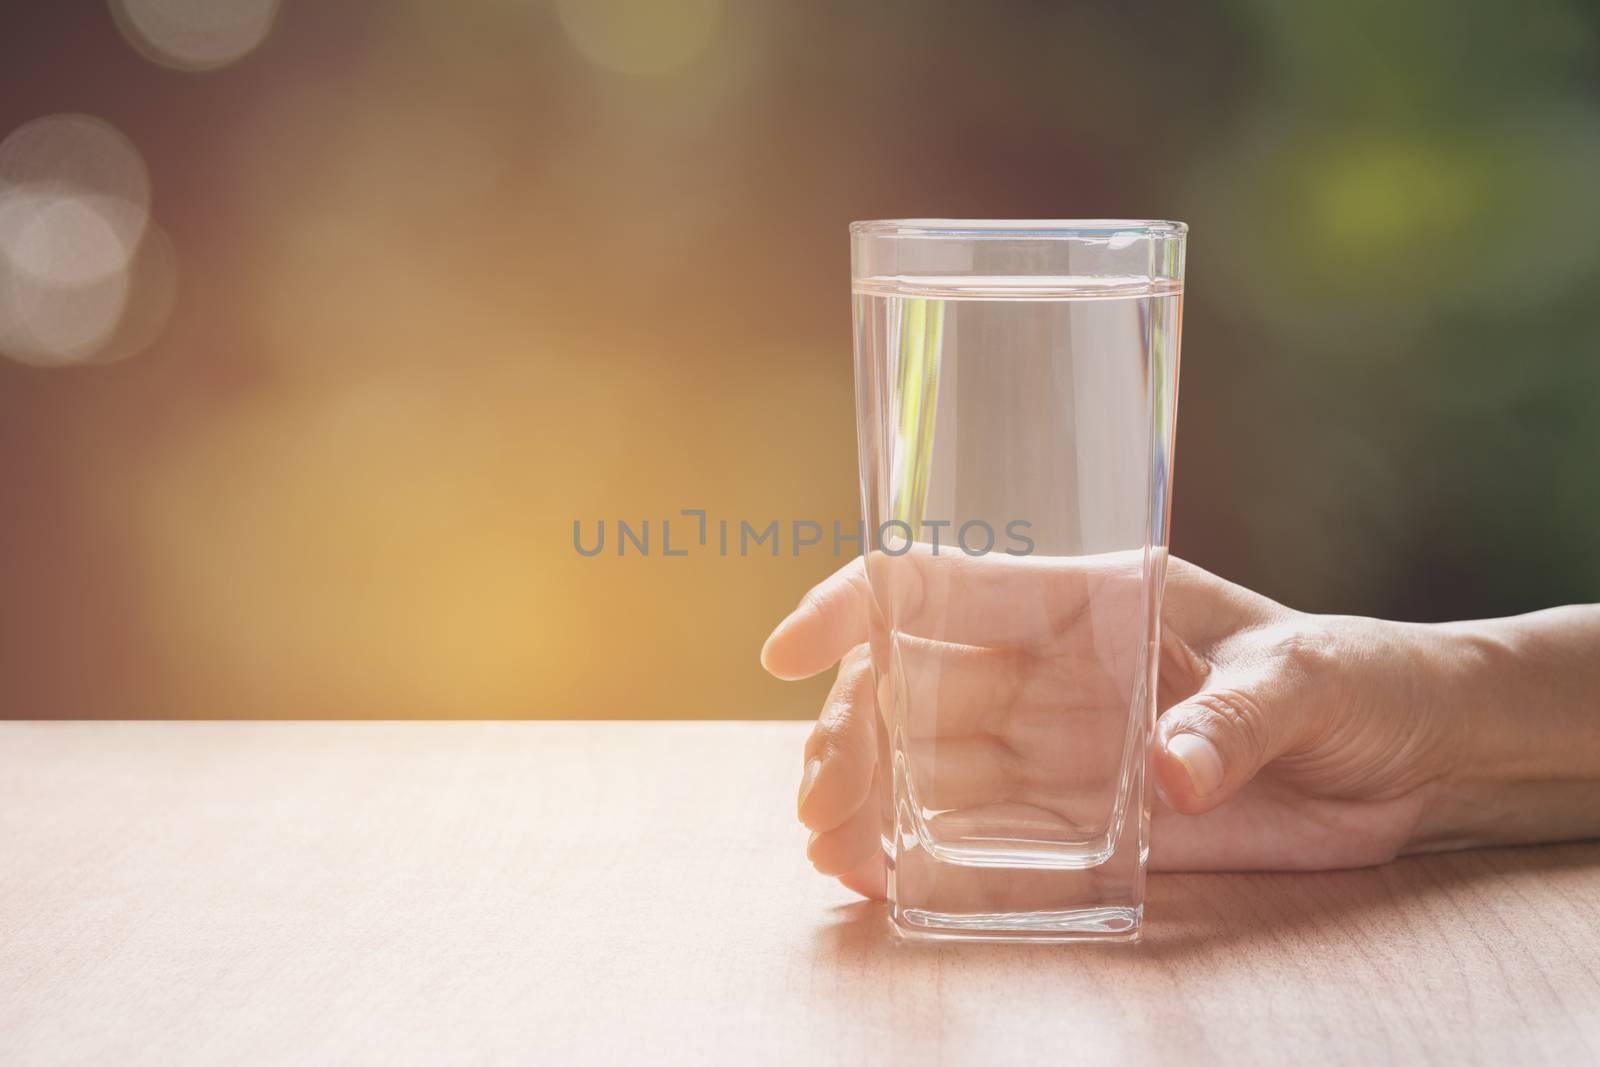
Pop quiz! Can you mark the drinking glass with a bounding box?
[850,219,1185,941]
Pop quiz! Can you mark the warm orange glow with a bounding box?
[0,3,1595,720]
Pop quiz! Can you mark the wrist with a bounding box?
[1385,619,1501,852]
[1399,612,1600,852]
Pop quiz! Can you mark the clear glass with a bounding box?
[850,219,1185,941]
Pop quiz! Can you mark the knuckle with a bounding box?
[808,705,850,758]
[1262,621,1335,685]
[806,650,874,762]
[798,584,836,622]
[1185,687,1273,761]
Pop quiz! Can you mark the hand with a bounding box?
[761,551,1464,898]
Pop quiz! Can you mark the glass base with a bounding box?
[890,903,1142,943]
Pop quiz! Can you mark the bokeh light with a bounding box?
[0,3,1595,722]
[1310,139,1487,265]
[110,0,280,72]
[0,234,129,366]
[556,0,724,77]
[0,113,149,250]
[1,188,132,286]
[0,114,167,368]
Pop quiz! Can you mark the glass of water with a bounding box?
[850,219,1185,941]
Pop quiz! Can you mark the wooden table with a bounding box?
[3,722,1597,1064]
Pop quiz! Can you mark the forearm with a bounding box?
[1406,605,1600,852]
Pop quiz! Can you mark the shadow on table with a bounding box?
[810,843,1600,965]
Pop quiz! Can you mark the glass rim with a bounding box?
[849,218,1186,239]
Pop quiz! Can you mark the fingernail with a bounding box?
[1167,733,1224,798]
[797,759,823,814]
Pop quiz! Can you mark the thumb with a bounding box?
[1153,672,1309,815]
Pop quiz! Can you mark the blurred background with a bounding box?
[1,1,1596,720]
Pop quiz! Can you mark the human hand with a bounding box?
[762,551,1464,899]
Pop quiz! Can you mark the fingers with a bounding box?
[794,643,1032,885]
[1153,662,1314,815]
[806,797,881,876]
[796,649,889,890]
[763,548,1148,681]
[836,853,887,900]
[797,649,877,832]
[763,558,872,680]
[894,634,1023,739]
[868,548,1138,648]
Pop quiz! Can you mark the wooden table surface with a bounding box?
[3,722,1598,1065]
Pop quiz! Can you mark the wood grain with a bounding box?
[2,722,1597,1065]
